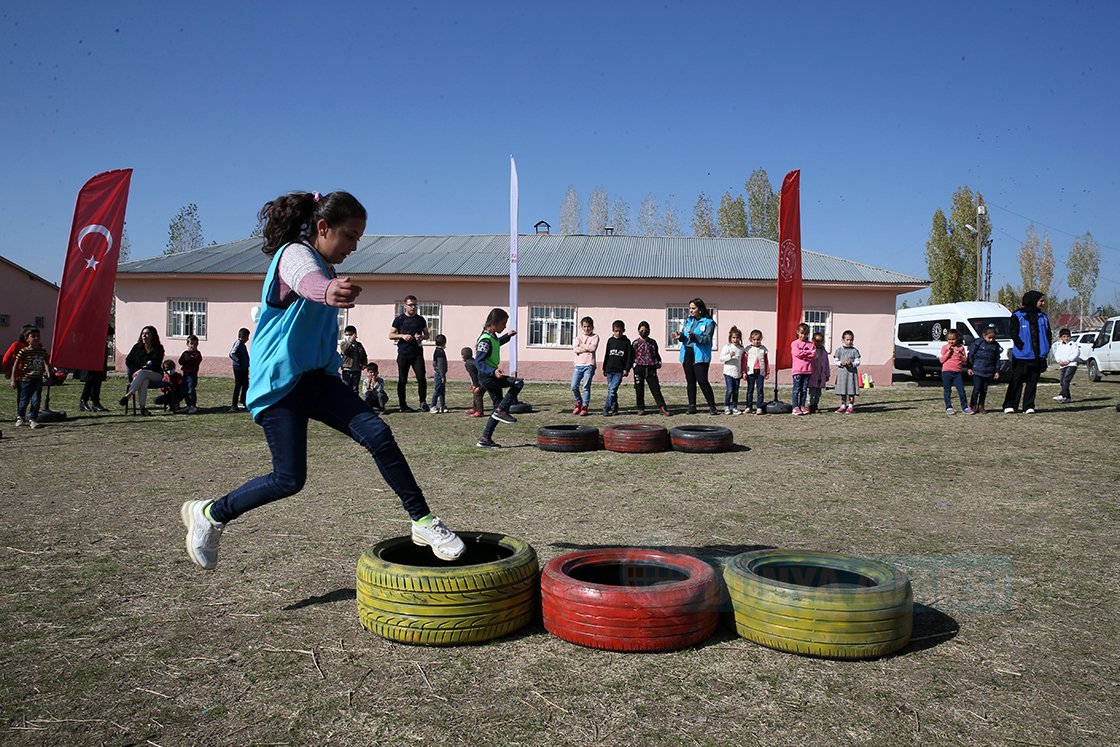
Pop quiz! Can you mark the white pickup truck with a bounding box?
[1085,316,1120,381]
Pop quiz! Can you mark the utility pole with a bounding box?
[975,193,985,302]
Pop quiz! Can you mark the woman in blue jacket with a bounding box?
[677,297,718,415]
[1001,290,1052,414]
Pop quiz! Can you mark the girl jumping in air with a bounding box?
[181,191,465,570]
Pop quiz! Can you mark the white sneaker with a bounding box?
[1052,395,1064,401]
[14,416,25,427]
[411,516,465,561]
[946,407,955,415]
[181,500,224,570]
[1024,408,1035,414]
[723,407,733,415]
[29,420,40,429]
[1003,407,1015,414]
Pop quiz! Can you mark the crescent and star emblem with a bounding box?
[779,239,799,282]
[77,224,114,271]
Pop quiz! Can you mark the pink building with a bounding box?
[1,255,58,349]
[115,234,926,385]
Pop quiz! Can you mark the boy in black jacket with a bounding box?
[601,320,633,416]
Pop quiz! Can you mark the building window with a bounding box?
[34,316,46,329]
[804,309,832,351]
[167,299,207,339]
[666,306,718,350]
[396,301,441,343]
[528,305,575,347]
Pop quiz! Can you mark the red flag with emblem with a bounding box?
[775,169,802,371]
[52,169,133,370]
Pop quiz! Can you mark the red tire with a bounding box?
[537,424,600,452]
[602,424,670,453]
[541,548,720,652]
[669,424,734,453]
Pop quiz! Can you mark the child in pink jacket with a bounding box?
[790,323,816,415]
[807,332,831,414]
[570,316,600,416]
[939,329,972,415]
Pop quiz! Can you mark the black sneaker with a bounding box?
[399,405,417,413]
[476,437,501,448]
[420,402,431,412]
[491,409,517,424]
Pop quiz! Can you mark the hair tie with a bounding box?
[312,191,321,203]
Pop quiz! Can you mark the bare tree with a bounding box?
[166,203,204,255]
[610,198,630,235]
[1039,230,1054,297]
[1018,224,1040,294]
[661,196,682,237]
[637,193,659,236]
[1067,231,1101,320]
[745,168,779,240]
[559,185,582,234]
[587,186,609,235]
[690,192,716,237]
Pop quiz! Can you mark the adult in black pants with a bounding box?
[389,295,428,412]
[676,298,718,415]
[1001,290,1052,414]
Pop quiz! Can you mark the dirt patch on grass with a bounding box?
[1,375,1118,745]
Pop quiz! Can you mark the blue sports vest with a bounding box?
[1010,310,1051,361]
[246,243,342,421]
[678,317,715,364]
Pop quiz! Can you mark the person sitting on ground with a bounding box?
[361,362,389,413]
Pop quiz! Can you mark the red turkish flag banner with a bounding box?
[775,169,802,371]
[52,169,133,370]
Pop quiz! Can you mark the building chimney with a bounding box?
[534,220,551,235]
[604,226,614,236]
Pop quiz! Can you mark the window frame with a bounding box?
[527,304,576,348]
[803,308,833,352]
[395,300,441,344]
[166,299,208,340]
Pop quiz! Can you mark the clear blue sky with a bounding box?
[2,1,1117,309]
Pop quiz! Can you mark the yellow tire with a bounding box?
[356,532,539,646]
[723,550,912,659]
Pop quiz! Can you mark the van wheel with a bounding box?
[909,359,926,381]
[1088,359,1102,382]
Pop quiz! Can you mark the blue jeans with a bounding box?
[603,371,623,413]
[481,374,524,438]
[183,372,198,408]
[746,371,765,409]
[791,374,810,408]
[970,375,991,409]
[571,365,594,406]
[208,371,430,524]
[17,379,43,420]
[723,374,740,409]
[942,371,967,410]
[429,371,446,410]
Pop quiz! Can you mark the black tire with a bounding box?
[508,402,534,414]
[909,358,926,381]
[1088,359,1102,382]
[724,550,912,659]
[602,424,670,453]
[356,532,539,646]
[537,424,600,452]
[669,424,734,453]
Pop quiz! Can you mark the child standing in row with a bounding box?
[743,330,769,414]
[339,325,367,393]
[229,327,250,412]
[475,308,523,448]
[719,326,745,415]
[790,323,815,415]
[571,317,598,416]
[967,323,1002,413]
[429,334,448,413]
[601,320,633,416]
[461,347,485,417]
[362,362,388,412]
[632,321,670,417]
[181,190,464,570]
[1052,328,1080,404]
[939,330,972,415]
[807,332,830,414]
[10,327,50,428]
[179,334,202,414]
[833,330,861,413]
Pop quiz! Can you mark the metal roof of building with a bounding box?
[119,234,927,286]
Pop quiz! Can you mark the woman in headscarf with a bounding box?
[1001,290,1052,414]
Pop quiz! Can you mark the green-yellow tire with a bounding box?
[356,532,539,646]
[723,550,912,659]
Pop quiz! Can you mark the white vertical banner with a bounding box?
[508,155,520,374]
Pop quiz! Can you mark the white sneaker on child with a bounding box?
[181,500,224,570]
[411,517,466,561]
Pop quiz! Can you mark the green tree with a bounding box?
[1066,231,1101,317]
[745,168,779,240]
[690,192,716,237]
[925,209,961,304]
[166,203,204,255]
[925,186,988,302]
[587,186,609,235]
[1039,231,1054,297]
[997,283,1018,309]
[717,192,746,238]
[610,198,630,236]
[637,193,659,236]
[559,186,582,234]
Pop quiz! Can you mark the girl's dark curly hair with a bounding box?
[257,191,367,255]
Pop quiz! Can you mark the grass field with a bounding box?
[1,373,1118,746]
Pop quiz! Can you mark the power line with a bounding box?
[984,200,1119,253]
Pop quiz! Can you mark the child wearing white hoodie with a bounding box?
[1051,328,1081,404]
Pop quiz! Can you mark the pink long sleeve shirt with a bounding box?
[939,343,968,373]
[791,339,816,375]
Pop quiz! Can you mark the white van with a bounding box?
[1085,316,1120,381]
[895,302,1013,379]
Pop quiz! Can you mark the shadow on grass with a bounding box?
[282,587,356,610]
[900,602,960,654]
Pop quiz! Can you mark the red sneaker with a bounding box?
[579,406,589,416]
